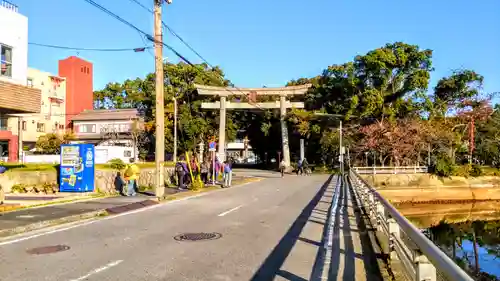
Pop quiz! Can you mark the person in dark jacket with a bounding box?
[175,158,189,190]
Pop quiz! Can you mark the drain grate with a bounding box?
[174,232,222,242]
[26,245,70,255]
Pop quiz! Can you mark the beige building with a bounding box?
[6,68,66,149]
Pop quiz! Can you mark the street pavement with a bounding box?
[0,172,384,281]
[0,194,162,233]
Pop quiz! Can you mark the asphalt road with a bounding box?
[0,173,334,281]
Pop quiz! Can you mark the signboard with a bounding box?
[60,144,95,192]
[209,141,216,152]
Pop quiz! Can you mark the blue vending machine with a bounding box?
[59,143,95,192]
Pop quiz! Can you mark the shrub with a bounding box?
[190,180,204,191]
[470,164,483,177]
[108,158,126,170]
[429,156,455,177]
[11,184,27,193]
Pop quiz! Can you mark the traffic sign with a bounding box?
[209,141,216,152]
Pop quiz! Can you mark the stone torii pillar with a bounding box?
[195,84,311,169]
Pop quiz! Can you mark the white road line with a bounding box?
[69,260,123,281]
[0,180,260,247]
[217,205,244,217]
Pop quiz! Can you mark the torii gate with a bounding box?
[195,84,311,169]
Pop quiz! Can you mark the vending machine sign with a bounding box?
[59,144,95,192]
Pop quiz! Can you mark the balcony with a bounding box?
[0,0,18,12]
[0,80,42,113]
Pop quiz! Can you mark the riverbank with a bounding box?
[362,174,500,202]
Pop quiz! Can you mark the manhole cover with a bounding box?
[174,232,222,242]
[26,245,70,255]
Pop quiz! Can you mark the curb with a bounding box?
[0,194,115,215]
[0,209,106,238]
[0,177,263,240]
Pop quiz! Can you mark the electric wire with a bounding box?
[82,0,194,66]
[28,42,151,52]
[127,0,213,67]
[85,0,265,110]
[126,0,267,110]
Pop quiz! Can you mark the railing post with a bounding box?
[376,202,384,231]
[368,193,375,218]
[388,217,400,260]
[414,250,437,281]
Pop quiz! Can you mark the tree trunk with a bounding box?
[452,235,456,259]
[472,229,479,273]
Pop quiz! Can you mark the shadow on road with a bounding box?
[249,175,333,281]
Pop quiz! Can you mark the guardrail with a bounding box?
[353,166,428,174]
[349,170,473,281]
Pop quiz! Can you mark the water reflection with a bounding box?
[398,202,500,280]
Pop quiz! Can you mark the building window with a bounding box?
[0,44,13,78]
[59,124,64,130]
[124,150,132,158]
[22,121,27,131]
[36,123,45,132]
[0,117,8,130]
[27,78,33,87]
[78,124,96,133]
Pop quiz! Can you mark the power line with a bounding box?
[127,0,213,67]
[82,0,194,66]
[29,42,151,52]
[86,0,264,110]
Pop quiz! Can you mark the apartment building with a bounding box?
[14,68,67,148]
[0,1,41,161]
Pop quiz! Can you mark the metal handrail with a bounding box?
[350,170,473,281]
[353,166,428,174]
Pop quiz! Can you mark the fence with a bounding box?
[353,166,428,174]
[349,170,473,281]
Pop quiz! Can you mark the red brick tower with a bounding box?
[58,56,94,128]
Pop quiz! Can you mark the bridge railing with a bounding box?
[353,166,428,174]
[349,170,473,281]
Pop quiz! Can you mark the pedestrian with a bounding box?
[123,158,140,196]
[296,159,303,176]
[200,160,209,184]
[279,159,286,178]
[214,157,221,183]
[175,158,187,190]
[223,160,232,187]
[302,158,310,176]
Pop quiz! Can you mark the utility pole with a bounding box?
[173,96,177,163]
[154,0,165,198]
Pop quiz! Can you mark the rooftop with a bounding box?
[72,108,140,122]
[0,0,18,12]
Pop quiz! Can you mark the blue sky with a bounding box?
[17,0,500,95]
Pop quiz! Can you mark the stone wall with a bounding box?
[0,168,175,194]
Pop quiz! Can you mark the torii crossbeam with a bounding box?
[195,84,312,169]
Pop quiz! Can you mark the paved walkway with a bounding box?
[328,176,389,281]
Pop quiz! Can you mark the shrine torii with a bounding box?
[195,84,311,169]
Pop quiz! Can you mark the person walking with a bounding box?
[200,160,209,184]
[279,159,286,178]
[296,159,303,176]
[175,158,188,190]
[123,158,140,196]
[222,160,233,188]
[302,158,310,176]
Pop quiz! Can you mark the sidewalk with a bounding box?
[0,190,179,238]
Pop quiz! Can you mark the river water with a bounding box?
[397,202,500,280]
